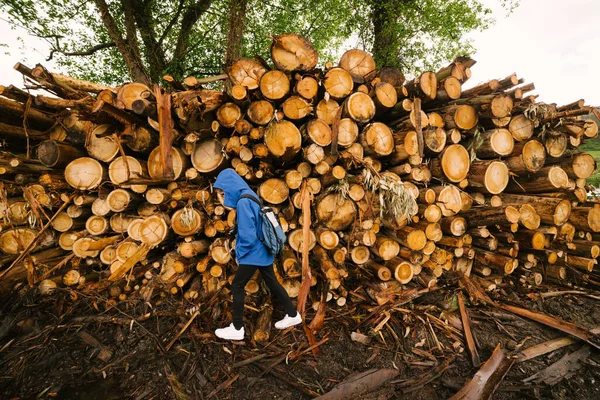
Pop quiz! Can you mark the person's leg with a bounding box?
[231,264,258,329]
[259,264,298,317]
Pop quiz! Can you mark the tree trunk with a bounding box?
[225,0,248,65]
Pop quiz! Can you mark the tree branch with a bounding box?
[122,0,142,61]
[47,41,116,61]
[130,0,167,82]
[159,0,186,46]
[174,0,214,61]
[93,0,151,85]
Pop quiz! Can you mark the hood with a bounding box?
[213,168,254,209]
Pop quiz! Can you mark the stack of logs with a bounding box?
[0,33,599,330]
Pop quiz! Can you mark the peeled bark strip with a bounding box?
[449,345,514,400]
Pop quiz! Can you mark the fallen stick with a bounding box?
[458,292,480,367]
[315,368,400,400]
[449,344,514,400]
[0,196,72,280]
[515,326,600,362]
[528,290,600,301]
[231,353,269,369]
[498,303,600,350]
[206,374,239,399]
[523,345,590,385]
[166,310,200,351]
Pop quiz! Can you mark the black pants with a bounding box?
[231,264,297,330]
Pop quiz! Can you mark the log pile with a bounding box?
[0,33,599,330]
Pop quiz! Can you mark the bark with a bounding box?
[93,0,150,85]
[225,0,248,65]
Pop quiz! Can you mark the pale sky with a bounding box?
[0,0,599,107]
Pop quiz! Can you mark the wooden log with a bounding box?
[505,166,569,193]
[505,139,546,173]
[405,71,437,100]
[316,194,356,231]
[359,122,394,157]
[171,208,206,237]
[324,68,354,99]
[191,139,225,173]
[371,236,400,261]
[474,250,518,274]
[429,144,470,183]
[350,245,370,265]
[468,160,509,194]
[545,132,568,158]
[65,157,106,190]
[316,99,340,125]
[226,58,267,90]
[288,228,316,253]
[36,140,85,168]
[86,125,120,162]
[271,33,318,72]
[339,49,376,82]
[265,120,302,160]
[423,127,447,155]
[337,118,359,148]
[260,70,290,101]
[282,96,312,120]
[442,105,478,130]
[344,92,375,123]
[569,205,600,233]
[259,178,289,205]
[301,119,332,147]
[474,129,514,158]
[509,114,535,141]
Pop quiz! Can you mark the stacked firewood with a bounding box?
[0,33,599,321]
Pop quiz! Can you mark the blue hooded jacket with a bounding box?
[213,169,274,267]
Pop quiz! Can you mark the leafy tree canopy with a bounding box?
[0,0,518,85]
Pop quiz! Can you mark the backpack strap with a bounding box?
[238,193,263,207]
[233,194,264,239]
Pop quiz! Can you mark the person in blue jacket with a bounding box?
[213,169,301,340]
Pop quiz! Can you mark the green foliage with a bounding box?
[0,0,518,84]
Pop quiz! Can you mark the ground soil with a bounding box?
[0,278,599,399]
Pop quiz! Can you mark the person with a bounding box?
[212,169,302,340]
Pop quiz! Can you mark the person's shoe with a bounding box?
[215,323,244,340]
[274,313,302,329]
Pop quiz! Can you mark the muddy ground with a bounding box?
[0,279,599,400]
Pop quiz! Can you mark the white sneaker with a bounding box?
[274,313,302,329]
[215,323,244,340]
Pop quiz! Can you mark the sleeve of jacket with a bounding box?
[236,199,258,260]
